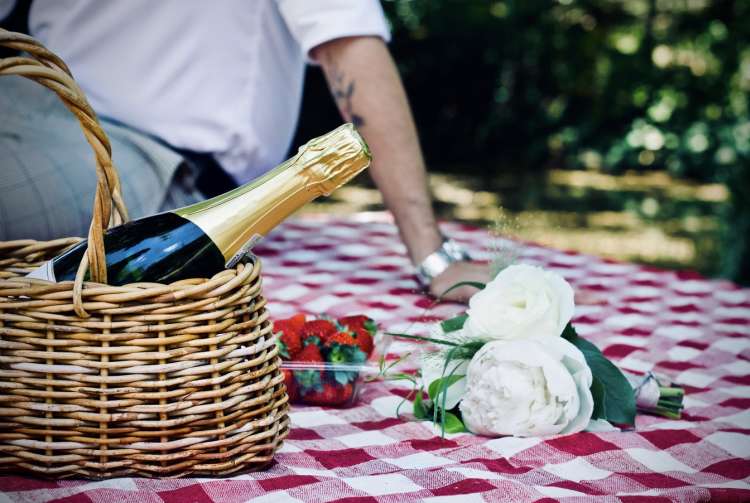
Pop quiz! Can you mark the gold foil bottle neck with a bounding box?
[296,123,372,196]
[174,123,371,264]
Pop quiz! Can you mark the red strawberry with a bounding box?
[326,331,367,365]
[337,315,371,332]
[297,343,323,363]
[337,382,355,402]
[300,319,337,345]
[288,313,307,332]
[338,315,376,356]
[294,344,324,393]
[282,369,298,401]
[303,383,354,406]
[274,319,302,359]
[326,331,358,348]
[352,330,374,356]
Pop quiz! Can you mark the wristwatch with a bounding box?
[415,238,472,288]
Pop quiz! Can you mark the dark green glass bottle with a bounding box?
[27,124,371,286]
[48,212,226,284]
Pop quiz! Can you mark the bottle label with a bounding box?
[26,260,57,282]
[226,233,263,268]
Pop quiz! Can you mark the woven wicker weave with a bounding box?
[0,29,289,478]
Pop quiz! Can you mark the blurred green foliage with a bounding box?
[382,0,748,179]
[378,0,749,283]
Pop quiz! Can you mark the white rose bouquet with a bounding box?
[386,264,684,438]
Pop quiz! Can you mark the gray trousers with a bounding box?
[0,76,203,241]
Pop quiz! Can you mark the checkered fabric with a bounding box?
[1,212,749,502]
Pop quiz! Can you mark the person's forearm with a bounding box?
[312,36,442,264]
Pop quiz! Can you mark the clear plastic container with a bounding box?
[281,332,391,407]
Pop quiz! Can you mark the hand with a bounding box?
[428,261,491,303]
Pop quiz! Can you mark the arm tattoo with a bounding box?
[328,60,365,127]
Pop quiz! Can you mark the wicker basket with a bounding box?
[0,29,289,478]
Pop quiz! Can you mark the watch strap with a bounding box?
[415,239,471,287]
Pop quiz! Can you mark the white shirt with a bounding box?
[26,0,390,182]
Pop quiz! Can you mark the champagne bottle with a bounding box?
[27,124,371,285]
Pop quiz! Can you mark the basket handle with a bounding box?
[0,29,128,296]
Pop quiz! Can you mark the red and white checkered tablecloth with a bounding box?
[2,212,749,502]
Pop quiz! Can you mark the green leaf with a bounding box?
[333,370,357,385]
[327,347,347,364]
[294,369,322,393]
[345,346,368,364]
[440,314,468,333]
[303,335,321,347]
[364,319,378,334]
[442,412,466,433]
[561,322,578,343]
[327,345,367,365]
[445,340,485,361]
[590,376,606,420]
[427,374,465,402]
[276,338,290,359]
[413,389,429,419]
[566,325,636,426]
[439,281,486,299]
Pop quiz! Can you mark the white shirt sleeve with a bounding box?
[276,0,391,62]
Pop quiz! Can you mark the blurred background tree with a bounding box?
[294,0,749,285]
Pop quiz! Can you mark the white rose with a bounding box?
[459,337,593,437]
[464,264,574,340]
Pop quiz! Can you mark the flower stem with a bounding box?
[385,332,461,347]
[658,386,684,398]
[651,407,682,420]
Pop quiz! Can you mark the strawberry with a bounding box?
[302,383,354,406]
[326,331,367,366]
[282,369,298,401]
[337,315,372,332]
[288,313,307,332]
[338,315,376,356]
[337,382,355,402]
[274,319,302,359]
[294,344,324,393]
[297,343,323,363]
[300,319,337,346]
[326,331,358,348]
[352,330,374,356]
